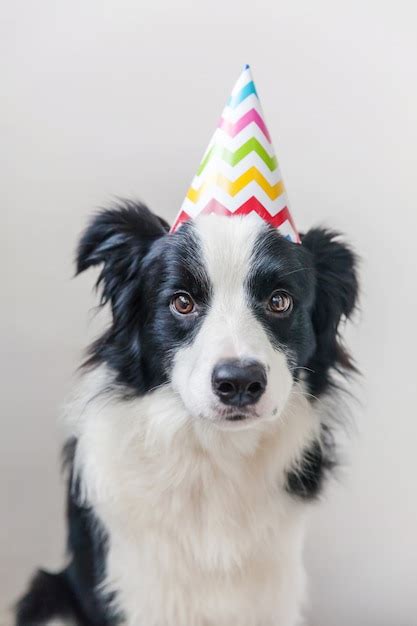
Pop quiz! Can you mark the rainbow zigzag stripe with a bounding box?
[172,66,300,243]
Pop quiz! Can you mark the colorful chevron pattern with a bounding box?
[171,65,300,243]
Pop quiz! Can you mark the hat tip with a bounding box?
[243,63,250,70]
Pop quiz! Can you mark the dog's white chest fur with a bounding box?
[70,367,318,626]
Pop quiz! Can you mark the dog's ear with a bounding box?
[301,228,359,394]
[76,201,169,313]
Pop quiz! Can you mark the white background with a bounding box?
[2,1,417,624]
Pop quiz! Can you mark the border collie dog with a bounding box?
[16,201,358,626]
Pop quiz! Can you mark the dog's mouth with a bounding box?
[224,413,249,422]
[217,407,259,423]
[198,404,264,428]
[210,408,265,431]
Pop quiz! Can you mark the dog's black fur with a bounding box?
[15,201,358,626]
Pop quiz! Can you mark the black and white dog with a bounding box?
[16,201,358,626]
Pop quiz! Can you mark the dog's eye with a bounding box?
[171,292,195,315]
[267,291,293,315]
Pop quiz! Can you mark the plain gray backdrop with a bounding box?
[2,1,417,624]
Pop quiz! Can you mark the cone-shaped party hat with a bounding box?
[171,65,300,243]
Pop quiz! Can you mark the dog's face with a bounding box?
[158,215,315,426]
[77,202,358,426]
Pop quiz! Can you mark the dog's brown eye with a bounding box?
[171,292,195,315]
[268,291,293,315]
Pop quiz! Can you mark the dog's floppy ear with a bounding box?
[301,228,359,395]
[76,200,169,314]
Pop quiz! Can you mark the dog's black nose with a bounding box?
[212,359,267,407]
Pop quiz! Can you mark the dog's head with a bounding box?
[77,202,358,428]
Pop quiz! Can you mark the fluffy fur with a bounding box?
[16,201,358,626]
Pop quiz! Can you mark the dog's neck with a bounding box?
[66,364,320,507]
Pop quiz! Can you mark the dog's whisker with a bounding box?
[275,266,314,278]
[292,366,316,374]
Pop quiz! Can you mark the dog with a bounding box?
[15,200,358,626]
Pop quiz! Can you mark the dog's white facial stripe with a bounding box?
[196,214,266,359]
[171,214,294,425]
[196,214,262,294]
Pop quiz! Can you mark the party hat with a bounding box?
[171,65,300,243]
